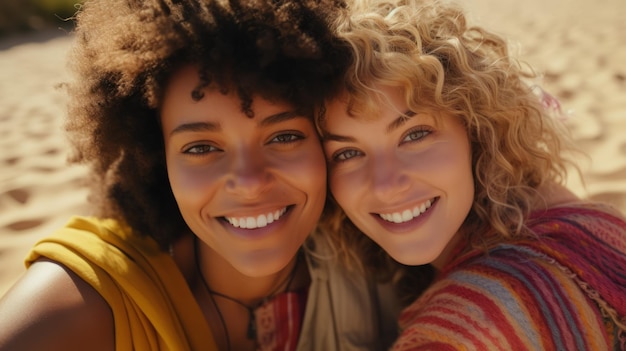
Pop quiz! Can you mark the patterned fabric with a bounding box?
[256,288,308,351]
[393,205,626,351]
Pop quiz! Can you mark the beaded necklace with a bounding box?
[194,238,300,350]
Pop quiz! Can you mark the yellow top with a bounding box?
[25,216,401,350]
[25,216,217,351]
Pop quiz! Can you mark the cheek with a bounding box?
[458,153,475,214]
[409,139,473,185]
[274,146,327,231]
[280,143,327,195]
[300,154,328,213]
[328,166,362,214]
[166,158,223,211]
[434,141,474,215]
[442,154,475,211]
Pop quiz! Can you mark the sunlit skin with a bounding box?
[323,86,475,268]
[161,65,327,279]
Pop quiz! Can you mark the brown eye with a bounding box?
[269,132,304,144]
[183,144,220,154]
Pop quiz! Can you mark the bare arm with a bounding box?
[0,258,115,351]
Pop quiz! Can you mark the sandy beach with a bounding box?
[1,0,625,297]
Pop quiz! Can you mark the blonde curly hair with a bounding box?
[317,0,580,283]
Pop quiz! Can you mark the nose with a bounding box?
[225,147,274,199]
[370,153,410,201]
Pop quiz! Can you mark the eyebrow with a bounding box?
[386,110,416,133]
[258,111,302,127]
[169,110,302,137]
[323,110,416,143]
[169,121,220,136]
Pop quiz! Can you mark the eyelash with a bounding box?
[181,132,305,156]
[401,126,432,143]
[331,149,362,162]
[269,132,305,144]
[182,143,220,155]
[330,126,433,163]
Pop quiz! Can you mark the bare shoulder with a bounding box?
[0,258,114,351]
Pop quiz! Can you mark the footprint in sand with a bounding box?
[6,188,29,204]
[5,219,45,231]
[3,157,19,166]
[1,188,46,231]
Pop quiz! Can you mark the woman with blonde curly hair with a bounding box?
[318,0,626,348]
[0,0,401,350]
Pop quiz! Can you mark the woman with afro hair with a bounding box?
[0,0,400,350]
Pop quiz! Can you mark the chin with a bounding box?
[390,253,430,266]
[235,251,294,278]
[385,243,444,267]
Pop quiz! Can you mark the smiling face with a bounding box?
[161,65,326,277]
[323,86,474,268]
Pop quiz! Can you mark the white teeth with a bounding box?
[256,214,267,227]
[412,206,420,217]
[226,207,287,229]
[379,199,433,224]
[401,210,412,222]
[392,212,402,223]
[246,217,255,228]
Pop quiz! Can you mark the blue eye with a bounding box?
[333,149,362,162]
[402,128,431,143]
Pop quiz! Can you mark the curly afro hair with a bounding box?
[65,0,350,250]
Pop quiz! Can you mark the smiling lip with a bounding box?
[224,207,288,229]
[377,197,437,224]
[218,205,293,239]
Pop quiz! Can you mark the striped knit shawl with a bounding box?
[394,204,626,350]
[522,206,626,326]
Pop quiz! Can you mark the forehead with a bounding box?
[162,64,298,116]
[160,65,211,106]
[323,91,456,139]
[324,85,413,124]
[162,65,233,105]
